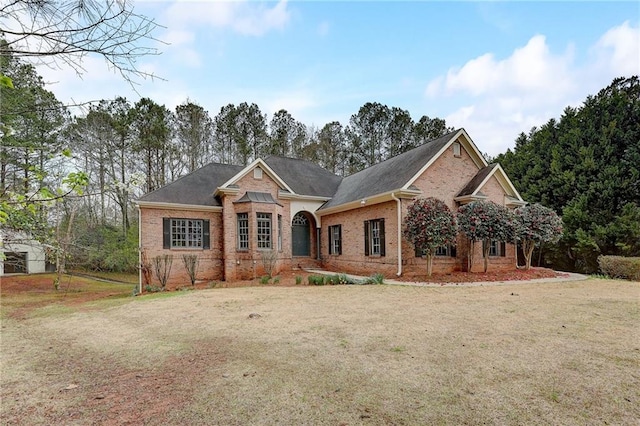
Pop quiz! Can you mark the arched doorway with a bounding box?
[292,212,311,256]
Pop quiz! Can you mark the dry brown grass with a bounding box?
[1,277,639,425]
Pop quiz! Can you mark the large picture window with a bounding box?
[328,225,342,255]
[364,219,385,256]
[237,213,249,250]
[257,213,272,249]
[163,218,210,249]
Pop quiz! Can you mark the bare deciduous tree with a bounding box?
[181,254,199,286]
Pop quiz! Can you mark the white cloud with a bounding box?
[429,34,575,99]
[424,21,639,156]
[592,21,640,77]
[164,0,291,36]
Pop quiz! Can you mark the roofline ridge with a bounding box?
[341,130,459,180]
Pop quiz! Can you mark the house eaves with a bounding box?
[316,188,421,216]
[136,201,223,212]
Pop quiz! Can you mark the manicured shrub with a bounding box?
[458,200,517,272]
[403,197,457,276]
[515,203,563,270]
[598,256,640,280]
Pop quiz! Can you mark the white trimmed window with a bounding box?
[237,213,249,250]
[163,218,209,249]
[364,219,385,256]
[486,240,506,257]
[257,213,272,249]
[329,225,342,255]
[277,214,283,251]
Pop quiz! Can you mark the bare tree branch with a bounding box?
[0,0,165,87]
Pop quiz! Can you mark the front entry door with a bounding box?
[292,213,310,256]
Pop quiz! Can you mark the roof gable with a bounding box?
[320,130,460,210]
[403,128,488,190]
[216,158,294,195]
[455,163,524,203]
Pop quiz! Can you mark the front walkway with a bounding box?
[304,269,589,287]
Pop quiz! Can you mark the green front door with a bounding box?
[292,213,310,256]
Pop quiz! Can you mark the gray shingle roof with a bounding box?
[320,131,459,210]
[456,164,497,197]
[137,163,243,206]
[264,155,342,197]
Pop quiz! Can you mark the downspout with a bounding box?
[391,192,402,277]
[138,206,142,295]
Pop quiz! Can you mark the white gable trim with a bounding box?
[454,164,524,204]
[488,164,524,201]
[216,158,294,195]
[402,128,488,190]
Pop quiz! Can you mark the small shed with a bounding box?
[0,233,47,275]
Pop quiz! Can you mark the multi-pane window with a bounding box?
[171,219,203,248]
[237,213,249,250]
[371,221,381,255]
[163,218,209,249]
[329,225,342,255]
[435,245,457,257]
[277,214,283,251]
[364,219,385,256]
[257,213,272,249]
[486,240,506,257]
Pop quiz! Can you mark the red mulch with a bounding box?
[398,267,563,284]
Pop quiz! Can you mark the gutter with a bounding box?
[391,192,402,277]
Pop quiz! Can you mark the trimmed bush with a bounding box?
[598,256,640,280]
[308,275,325,285]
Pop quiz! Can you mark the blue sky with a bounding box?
[38,1,640,156]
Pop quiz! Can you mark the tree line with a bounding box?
[1,45,452,273]
[496,76,640,273]
[2,27,638,276]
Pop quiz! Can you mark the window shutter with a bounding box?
[379,219,386,257]
[451,245,457,258]
[364,221,370,256]
[337,225,342,255]
[500,242,506,257]
[203,220,210,249]
[415,245,422,258]
[163,218,170,249]
[328,227,332,255]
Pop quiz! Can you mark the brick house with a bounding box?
[137,129,525,286]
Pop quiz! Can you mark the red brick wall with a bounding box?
[320,142,518,278]
[139,208,224,289]
[220,167,292,280]
[321,200,400,277]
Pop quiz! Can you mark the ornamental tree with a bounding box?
[403,197,458,276]
[515,203,563,270]
[457,201,517,272]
